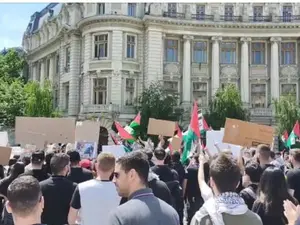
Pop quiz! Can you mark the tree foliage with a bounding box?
[137,82,178,139]
[274,94,299,135]
[0,49,25,81]
[205,84,249,130]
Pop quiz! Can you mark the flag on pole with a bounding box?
[181,102,200,164]
[115,122,134,141]
[175,123,183,139]
[287,121,300,148]
[110,134,120,145]
[281,130,289,147]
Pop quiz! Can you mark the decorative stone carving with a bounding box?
[183,35,194,41]
[150,3,162,16]
[211,36,222,43]
[221,66,238,78]
[270,37,282,43]
[164,63,180,75]
[113,70,121,77]
[281,66,298,77]
[240,37,251,43]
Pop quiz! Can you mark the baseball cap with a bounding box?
[31,150,45,164]
[79,159,91,169]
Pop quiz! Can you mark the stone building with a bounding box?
[22,3,300,127]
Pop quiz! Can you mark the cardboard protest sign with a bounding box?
[206,130,241,157]
[0,132,8,147]
[15,117,76,149]
[171,136,182,152]
[75,121,101,143]
[222,118,275,147]
[102,145,126,159]
[0,147,12,165]
[147,118,176,137]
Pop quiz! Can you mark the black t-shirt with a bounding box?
[260,164,274,172]
[151,165,179,183]
[287,168,300,203]
[171,162,186,186]
[40,176,77,225]
[240,184,258,209]
[185,166,201,201]
[67,167,93,184]
[24,169,50,182]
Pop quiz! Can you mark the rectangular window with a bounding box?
[128,3,136,17]
[251,42,265,65]
[253,6,263,21]
[125,78,135,106]
[97,3,105,15]
[56,54,60,74]
[193,41,207,63]
[164,81,178,96]
[220,42,236,64]
[251,84,266,108]
[281,84,297,96]
[196,5,205,20]
[54,89,59,108]
[283,6,292,22]
[224,5,234,21]
[126,35,136,59]
[94,34,108,59]
[65,46,70,73]
[165,39,178,62]
[168,3,177,18]
[193,82,208,106]
[93,78,107,105]
[281,42,296,65]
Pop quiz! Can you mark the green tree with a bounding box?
[205,84,249,129]
[24,80,61,117]
[273,94,299,135]
[137,82,178,139]
[0,78,26,127]
[0,49,25,81]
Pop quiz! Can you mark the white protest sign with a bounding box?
[102,145,126,159]
[206,130,241,157]
[0,132,8,147]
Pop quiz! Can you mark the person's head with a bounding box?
[154,148,166,163]
[67,150,81,166]
[256,144,271,164]
[50,153,70,176]
[209,154,241,195]
[171,151,181,163]
[258,166,289,214]
[6,176,43,224]
[242,162,262,187]
[144,149,153,162]
[80,159,92,170]
[31,150,45,169]
[289,149,300,167]
[113,151,149,197]
[95,152,115,176]
[8,158,17,167]
[222,149,233,157]
[13,155,20,161]
[22,155,31,166]
[10,162,25,178]
[45,151,54,165]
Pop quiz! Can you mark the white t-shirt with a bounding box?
[71,179,120,225]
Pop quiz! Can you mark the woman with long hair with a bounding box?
[252,166,298,225]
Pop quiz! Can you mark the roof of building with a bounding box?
[25,3,62,35]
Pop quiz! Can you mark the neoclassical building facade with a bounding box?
[22,3,300,125]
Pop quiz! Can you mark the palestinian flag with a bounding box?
[287,121,300,148]
[181,101,200,164]
[175,123,183,138]
[124,112,141,142]
[198,111,209,137]
[114,121,134,141]
[281,130,289,147]
[110,134,120,145]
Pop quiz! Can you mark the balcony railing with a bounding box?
[191,14,214,21]
[249,16,272,22]
[276,15,300,22]
[163,11,185,19]
[219,15,242,22]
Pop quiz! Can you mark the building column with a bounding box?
[59,38,65,110]
[211,36,222,96]
[83,33,92,105]
[40,59,45,86]
[69,34,81,116]
[182,35,193,104]
[48,55,54,84]
[240,37,251,105]
[32,62,37,81]
[270,37,281,100]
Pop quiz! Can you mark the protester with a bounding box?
[287,149,300,203]
[6,176,44,225]
[191,153,262,225]
[40,153,77,225]
[67,150,93,184]
[108,151,179,225]
[171,151,187,187]
[252,166,298,225]
[68,152,120,225]
[44,151,54,174]
[256,144,273,171]
[283,199,300,225]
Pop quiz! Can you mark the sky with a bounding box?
[0,3,48,50]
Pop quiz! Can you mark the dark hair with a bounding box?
[8,158,17,167]
[31,150,45,165]
[144,149,153,161]
[270,151,275,160]
[171,151,181,163]
[258,166,295,216]
[209,154,241,193]
[7,176,41,216]
[154,148,166,161]
[10,162,25,178]
[50,153,70,175]
[257,144,271,161]
[116,151,149,185]
[244,162,262,183]
[67,150,81,163]
[22,155,31,166]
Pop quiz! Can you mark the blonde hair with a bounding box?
[97,152,116,172]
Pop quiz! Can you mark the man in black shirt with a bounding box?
[287,149,300,202]
[67,150,93,183]
[256,144,273,171]
[40,153,77,225]
[6,175,45,225]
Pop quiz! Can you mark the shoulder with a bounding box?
[244,210,263,224]
[39,177,51,186]
[82,168,93,174]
